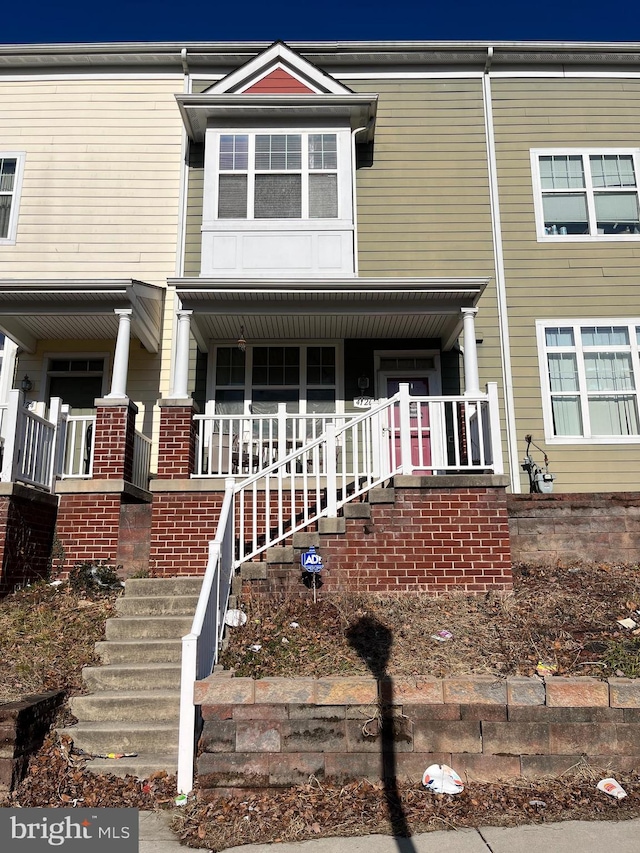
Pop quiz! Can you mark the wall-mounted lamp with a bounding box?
[358,374,370,392]
[237,325,246,353]
[20,375,33,393]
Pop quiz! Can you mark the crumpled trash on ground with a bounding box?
[597,778,627,799]
[431,630,453,642]
[535,661,558,676]
[224,609,248,628]
[422,763,464,795]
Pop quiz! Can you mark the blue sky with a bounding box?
[1,0,635,45]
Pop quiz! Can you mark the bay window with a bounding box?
[538,320,640,441]
[531,150,640,239]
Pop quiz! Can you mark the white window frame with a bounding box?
[203,123,352,228]
[0,152,26,246]
[536,318,640,444]
[214,130,341,222]
[208,340,344,415]
[531,148,640,242]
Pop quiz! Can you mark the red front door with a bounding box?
[387,378,432,473]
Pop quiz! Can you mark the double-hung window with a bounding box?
[537,320,640,442]
[217,132,339,220]
[531,150,640,239]
[0,153,25,245]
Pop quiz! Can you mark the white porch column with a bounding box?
[461,307,480,396]
[106,309,132,399]
[171,310,192,399]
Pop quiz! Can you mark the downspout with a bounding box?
[482,46,521,491]
[351,122,371,276]
[169,49,192,400]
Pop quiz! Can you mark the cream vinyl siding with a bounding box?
[184,163,204,277]
[492,77,640,491]
[0,78,183,284]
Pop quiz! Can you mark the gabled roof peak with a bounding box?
[201,40,354,97]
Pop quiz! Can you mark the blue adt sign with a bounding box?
[301,546,323,573]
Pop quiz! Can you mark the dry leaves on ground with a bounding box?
[174,766,640,851]
[220,562,640,680]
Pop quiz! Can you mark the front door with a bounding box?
[386,377,432,473]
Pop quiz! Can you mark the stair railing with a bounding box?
[177,478,235,795]
[177,382,503,793]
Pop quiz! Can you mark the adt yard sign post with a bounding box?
[301,546,323,601]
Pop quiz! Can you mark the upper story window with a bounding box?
[0,153,26,245]
[537,319,640,443]
[531,150,640,240]
[217,132,339,220]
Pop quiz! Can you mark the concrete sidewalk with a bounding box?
[141,811,639,853]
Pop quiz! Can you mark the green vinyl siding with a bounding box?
[492,77,640,491]
[348,79,494,279]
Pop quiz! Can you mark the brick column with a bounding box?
[157,398,199,479]
[92,398,138,482]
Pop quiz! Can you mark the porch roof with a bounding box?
[171,276,489,352]
[0,279,164,353]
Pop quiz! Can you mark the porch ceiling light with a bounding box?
[237,326,246,353]
[20,374,33,393]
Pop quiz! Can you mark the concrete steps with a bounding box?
[61,575,202,781]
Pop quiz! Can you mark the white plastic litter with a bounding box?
[431,630,453,642]
[597,777,627,800]
[289,621,300,628]
[224,609,248,628]
[249,644,262,652]
[422,763,464,794]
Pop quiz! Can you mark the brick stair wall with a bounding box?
[195,673,640,797]
[243,476,512,595]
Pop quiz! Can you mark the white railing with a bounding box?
[193,406,351,479]
[61,415,95,478]
[0,391,65,491]
[132,430,152,491]
[177,382,504,794]
[178,478,235,796]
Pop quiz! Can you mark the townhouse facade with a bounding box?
[1,39,640,588]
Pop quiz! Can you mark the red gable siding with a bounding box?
[244,68,314,94]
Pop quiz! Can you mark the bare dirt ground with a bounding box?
[4,563,640,850]
[220,562,640,680]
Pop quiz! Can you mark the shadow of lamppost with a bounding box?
[345,615,418,852]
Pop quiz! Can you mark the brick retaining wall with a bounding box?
[0,691,65,791]
[0,486,58,596]
[508,492,640,565]
[195,674,640,796]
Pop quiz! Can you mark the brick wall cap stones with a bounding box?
[158,397,198,410]
[443,676,508,705]
[95,398,138,415]
[394,474,510,489]
[609,677,640,708]
[545,676,609,707]
[0,484,58,505]
[193,673,640,708]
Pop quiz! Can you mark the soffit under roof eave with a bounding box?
[175,277,486,352]
[176,93,378,143]
[0,278,164,354]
